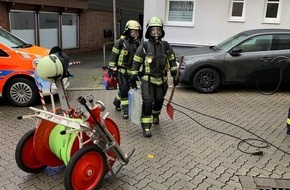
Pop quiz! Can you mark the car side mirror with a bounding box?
[229,47,242,56]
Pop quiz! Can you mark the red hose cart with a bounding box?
[15,47,134,190]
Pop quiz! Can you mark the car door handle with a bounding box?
[260,57,271,62]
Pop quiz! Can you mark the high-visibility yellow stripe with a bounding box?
[142,75,167,85]
[131,71,139,75]
[141,117,152,124]
[169,53,175,61]
[133,55,143,63]
[287,118,290,125]
[112,47,120,54]
[170,66,178,72]
[121,99,128,106]
[119,68,131,75]
[152,110,160,115]
[116,94,121,100]
[109,62,116,67]
[118,54,124,66]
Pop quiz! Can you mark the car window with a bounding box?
[238,35,273,52]
[0,49,8,57]
[0,28,27,48]
[272,34,290,50]
[215,33,248,51]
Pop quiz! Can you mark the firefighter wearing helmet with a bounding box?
[130,17,180,137]
[109,20,142,119]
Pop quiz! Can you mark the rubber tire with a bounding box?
[64,145,107,190]
[5,77,38,107]
[15,128,47,173]
[193,68,221,93]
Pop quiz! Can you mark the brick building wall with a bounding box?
[0,1,115,55]
[68,10,115,54]
[0,3,9,29]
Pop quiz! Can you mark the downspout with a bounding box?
[113,0,117,41]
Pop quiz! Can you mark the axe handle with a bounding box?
[168,55,184,104]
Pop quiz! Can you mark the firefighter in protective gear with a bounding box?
[109,20,142,119]
[131,17,180,137]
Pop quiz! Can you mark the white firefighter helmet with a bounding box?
[124,20,142,31]
[36,54,64,82]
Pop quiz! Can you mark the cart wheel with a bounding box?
[64,145,106,190]
[104,118,120,173]
[15,128,47,173]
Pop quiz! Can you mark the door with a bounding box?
[271,34,290,83]
[224,34,274,83]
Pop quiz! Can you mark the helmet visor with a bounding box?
[130,30,139,38]
[150,27,162,37]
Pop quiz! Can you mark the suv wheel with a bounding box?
[193,68,220,93]
[5,78,38,107]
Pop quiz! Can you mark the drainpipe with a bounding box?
[113,0,117,41]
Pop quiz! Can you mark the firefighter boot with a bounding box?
[142,124,152,137]
[113,97,121,112]
[122,105,129,119]
[287,125,290,135]
[153,115,159,125]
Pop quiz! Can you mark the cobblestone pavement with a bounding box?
[0,51,290,190]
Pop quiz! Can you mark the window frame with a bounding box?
[61,13,79,49]
[9,10,36,44]
[263,0,282,24]
[272,34,290,50]
[8,9,79,49]
[165,0,195,27]
[228,0,246,22]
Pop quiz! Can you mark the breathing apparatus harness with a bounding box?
[141,40,171,94]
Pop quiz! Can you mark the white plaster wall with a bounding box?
[144,0,290,46]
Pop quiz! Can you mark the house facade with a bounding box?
[144,0,290,46]
[0,0,144,54]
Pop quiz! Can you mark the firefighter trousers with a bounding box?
[140,80,168,128]
[113,72,130,115]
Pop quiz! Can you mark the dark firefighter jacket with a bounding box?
[109,36,139,75]
[131,40,178,85]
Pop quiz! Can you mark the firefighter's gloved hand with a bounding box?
[173,77,180,86]
[108,66,117,72]
[130,75,138,89]
[171,70,180,86]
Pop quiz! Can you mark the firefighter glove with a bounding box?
[108,66,117,72]
[173,76,180,86]
[171,71,180,86]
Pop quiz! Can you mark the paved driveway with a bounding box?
[0,51,290,189]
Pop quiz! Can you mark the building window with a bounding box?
[10,11,36,44]
[62,14,79,49]
[39,12,59,49]
[9,10,79,49]
[263,0,281,23]
[166,0,194,26]
[228,0,245,22]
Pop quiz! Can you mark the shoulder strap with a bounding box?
[142,41,148,55]
[162,41,170,55]
[118,35,128,49]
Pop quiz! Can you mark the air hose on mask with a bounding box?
[256,56,290,95]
